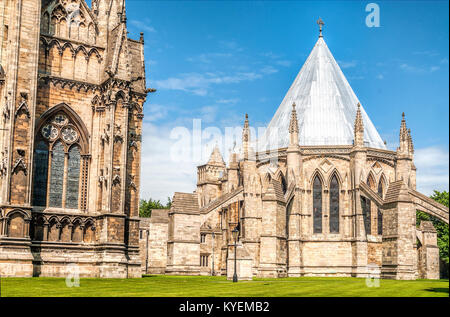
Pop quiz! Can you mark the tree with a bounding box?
[139,197,172,217]
[416,190,449,268]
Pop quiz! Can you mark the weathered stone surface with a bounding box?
[0,0,147,278]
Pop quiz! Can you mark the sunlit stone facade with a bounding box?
[0,0,148,278]
[142,31,448,280]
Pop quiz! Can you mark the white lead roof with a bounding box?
[257,36,386,150]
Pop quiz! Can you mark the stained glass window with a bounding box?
[377,180,383,235]
[33,110,86,210]
[329,175,339,233]
[32,141,49,206]
[286,199,293,236]
[313,175,322,234]
[48,141,64,207]
[361,196,371,235]
[281,174,287,194]
[66,145,80,209]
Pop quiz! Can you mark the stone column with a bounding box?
[417,221,439,279]
[381,181,417,280]
[258,180,287,278]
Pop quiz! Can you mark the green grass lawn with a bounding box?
[1,275,448,297]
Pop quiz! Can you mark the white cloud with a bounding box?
[186,53,233,64]
[261,65,278,74]
[200,106,218,123]
[399,63,441,73]
[139,123,197,202]
[415,146,449,195]
[155,71,262,96]
[276,60,292,67]
[338,60,357,69]
[129,19,157,33]
[216,98,240,104]
[412,50,439,57]
[145,103,169,122]
[139,120,243,202]
[218,40,243,52]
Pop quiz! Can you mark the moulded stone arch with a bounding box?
[47,216,60,241]
[327,168,344,189]
[35,103,90,154]
[6,209,30,238]
[277,171,287,194]
[366,171,376,190]
[40,36,49,48]
[75,45,89,57]
[59,17,68,38]
[48,39,62,54]
[378,173,387,197]
[71,218,83,242]
[32,215,47,241]
[88,47,101,59]
[87,23,97,44]
[309,169,326,191]
[59,217,72,242]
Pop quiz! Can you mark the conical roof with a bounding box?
[258,36,386,150]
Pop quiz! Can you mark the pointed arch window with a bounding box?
[377,180,383,235]
[363,174,375,235]
[280,174,287,194]
[32,110,87,210]
[329,175,340,233]
[32,141,49,207]
[361,196,371,235]
[313,175,322,234]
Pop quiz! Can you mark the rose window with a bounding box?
[61,126,78,143]
[41,124,58,140]
[52,113,68,126]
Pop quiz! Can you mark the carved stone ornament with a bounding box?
[112,174,121,186]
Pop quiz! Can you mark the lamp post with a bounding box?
[211,231,215,276]
[231,226,239,283]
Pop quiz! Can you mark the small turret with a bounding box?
[242,114,250,160]
[287,103,301,184]
[398,112,409,154]
[353,103,364,147]
[395,112,414,185]
[289,103,299,146]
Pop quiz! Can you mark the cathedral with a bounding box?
[141,22,449,280]
[0,0,148,277]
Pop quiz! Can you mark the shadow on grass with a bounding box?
[425,288,449,294]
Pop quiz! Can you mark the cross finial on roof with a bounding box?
[317,17,325,38]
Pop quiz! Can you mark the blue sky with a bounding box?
[119,0,448,201]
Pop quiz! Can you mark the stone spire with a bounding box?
[289,103,299,146]
[398,112,409,154]
[242,114,250,160]
[354,103,364,147]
